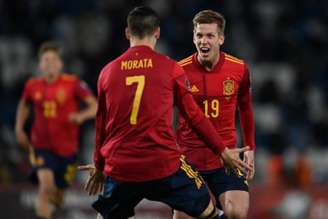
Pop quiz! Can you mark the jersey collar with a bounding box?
[128,45,154,52]
[193,51,225,73]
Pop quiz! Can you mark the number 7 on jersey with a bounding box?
[126,75,145,125]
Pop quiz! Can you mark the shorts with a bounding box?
[200,167,249,209]
[29,147,77,189]
[92,158,211,219]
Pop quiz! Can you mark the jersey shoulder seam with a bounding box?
[224,53,245,65]
[61,73,77,81]
[178,55,193,67]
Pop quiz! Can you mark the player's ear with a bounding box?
[193,29,196,45]
[125,27,131,40]
[218,34,225,46]
[58,58,64,71]
[154,27,160,39]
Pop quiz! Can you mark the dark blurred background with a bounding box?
[0,0,328,218]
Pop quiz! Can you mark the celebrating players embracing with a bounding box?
[79,6,251,219]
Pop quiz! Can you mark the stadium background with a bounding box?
[0,0,327,218]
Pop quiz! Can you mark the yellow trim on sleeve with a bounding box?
[179,61,193,67]
[225,53,244,62]
[178,56,193,65]
[225,57,244,65]
[61,74,77,81]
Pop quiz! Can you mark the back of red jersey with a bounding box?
[96,45,182,182]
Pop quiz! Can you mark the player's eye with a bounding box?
[196,33,203,39]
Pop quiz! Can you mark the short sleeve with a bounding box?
[21,80,32,102]
[74,79,93,100]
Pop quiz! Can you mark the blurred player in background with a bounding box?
[15,42,97,219]
[79,6,252,219]
[175,10,256,219]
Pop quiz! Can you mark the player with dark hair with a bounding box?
[174,10,256,219]
[15,41,97,219]
[79,6,251,219]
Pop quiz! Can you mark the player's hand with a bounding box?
[220,146,252,175]
[15,129,30,149]
[78,164,104,195]
[243,150,255,180]
[69,113,84,125]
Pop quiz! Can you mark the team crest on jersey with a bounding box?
[223,79,234,100]
[56,88,66,104]
[34,91,42,101]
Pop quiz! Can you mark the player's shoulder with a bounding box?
[60,73,78,82]
[178,54,194,68]
[147,51,178,69]
[161,54,179,66]
[101,57,120,74]
[97,59,117,83]
[25,76,43,87]
[145,49,176,64]
[223,52,246,66]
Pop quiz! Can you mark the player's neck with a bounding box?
[130,36,156,50]
[43,73,60,83]
[198,52,220,71]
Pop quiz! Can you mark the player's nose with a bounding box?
[200,37,207,44]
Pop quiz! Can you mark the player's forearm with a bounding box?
[238,67,255,149]
[93,131,105,171]
[93,100,106,171]
[178,91,225,154]
[93,150,105,171]
[77,107,97,122]
[239,104,256,149]
[191,116,225,154]
[79,96,98,122]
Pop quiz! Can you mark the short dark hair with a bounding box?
[193,10,226,34]
[38,41,62,59]
[127,6,160,39]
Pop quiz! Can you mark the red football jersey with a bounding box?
[177,52,256,171]
[94,46,226,182]
[22,74,92,157]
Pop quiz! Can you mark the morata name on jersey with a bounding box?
[121,59,153,70]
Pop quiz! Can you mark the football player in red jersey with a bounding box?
[15,42,97,219]
[79,6,252,219]
[175,10,256,219]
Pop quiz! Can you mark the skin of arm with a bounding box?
[15,99,31,148]
[69,95,98,125]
